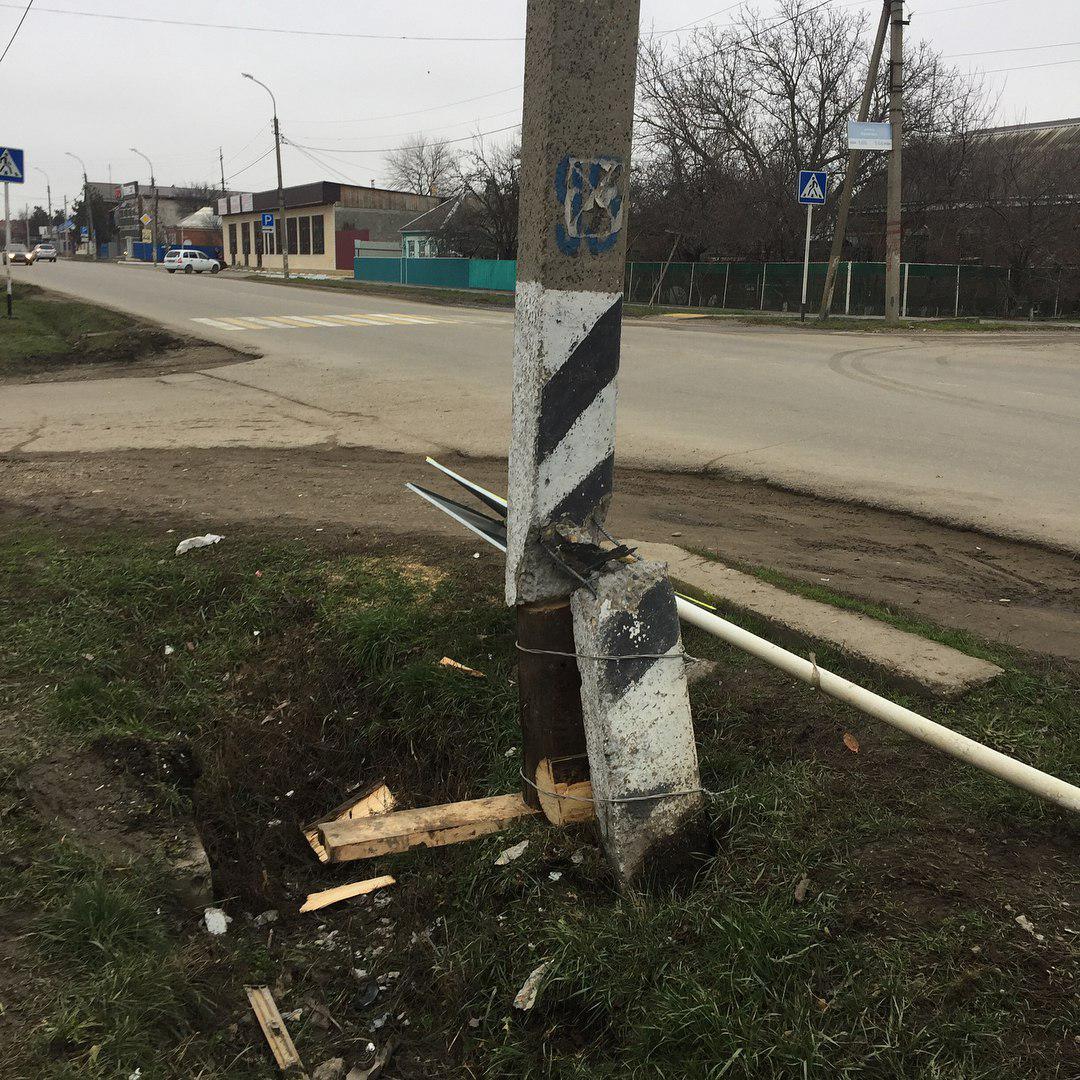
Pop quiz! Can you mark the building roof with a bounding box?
[221,181,440,215]
[400,193,464,235]
[975,117,1080,150]
[178,206,221,229]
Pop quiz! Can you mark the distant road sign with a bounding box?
[848,121,893,151]
[797,170,828,205]
[80,226,88,239]
[0,146,25,184]
[261,211,274,232]
[140,212,152,226]
[141,228,152,242]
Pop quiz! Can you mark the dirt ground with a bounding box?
[2,444,1078,662]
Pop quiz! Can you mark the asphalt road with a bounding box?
[4,260,1080,551]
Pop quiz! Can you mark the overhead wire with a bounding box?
[224,145,275,183]
[0,0,33,66]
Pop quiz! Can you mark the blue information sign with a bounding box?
[0,146,25,184]
[261,211,274,231]
[797,170,828,205]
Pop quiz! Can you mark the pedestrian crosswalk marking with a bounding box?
[191,312,460,333]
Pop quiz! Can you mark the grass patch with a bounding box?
[0,522,1077,1077]
[0,282,177,375]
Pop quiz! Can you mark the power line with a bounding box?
[291,122,523,156]
[224,145,275,183]
[0,0,34,66]
[290,108,522,144]
[0,2,525,41]
[295,85,523,127]
[945,39,1080,57]
[978,55,1080,74]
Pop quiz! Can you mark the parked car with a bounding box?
[163,248,220,275]
[31,242,58,263]
[4,243,31,265]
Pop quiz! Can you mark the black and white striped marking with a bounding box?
[506,282,623,603]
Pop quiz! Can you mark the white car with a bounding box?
[163,248,221,275]
[32,242,58,263]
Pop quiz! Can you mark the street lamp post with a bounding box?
[242,72,289,280]
[65,151,95,260]
[130,147,159,266]
[33,167,52,236]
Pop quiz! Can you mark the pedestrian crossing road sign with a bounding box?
[797,170,827,205]
[0,146,25,183]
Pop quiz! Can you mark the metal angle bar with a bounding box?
[425,456,508,517]
[406,483,507,552]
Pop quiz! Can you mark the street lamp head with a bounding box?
[241,72,253,80]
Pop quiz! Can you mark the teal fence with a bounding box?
[356,257,1079,319]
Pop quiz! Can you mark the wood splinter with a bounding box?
[245,984,302,1072]
[300,874,396,913]
[302,780,396,863]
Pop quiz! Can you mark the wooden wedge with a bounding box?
[245,984,302,1072]
[300,874,395,913]
[303,780,396,862]
[535,758,595,826]
[319,793,537,863]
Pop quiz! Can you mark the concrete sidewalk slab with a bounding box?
[635,542,1002,698]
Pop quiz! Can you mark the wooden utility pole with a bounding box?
[884,0,904,323]
[819,0,890,319]
[219,147,226,196]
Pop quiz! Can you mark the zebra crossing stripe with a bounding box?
[234,316,300,329]
[283,315,343,327]
[506,282,622,603]
[192,317,248,331]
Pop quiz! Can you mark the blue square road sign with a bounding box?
[0,146,25,184]
[261,212,274,231]
[797,170,828,205]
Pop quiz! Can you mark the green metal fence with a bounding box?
[356,256,1079,319]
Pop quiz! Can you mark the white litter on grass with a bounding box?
[548,871,562,882]
[175,534,224,556]
[1015,914,1045,942]
[203,907,231,935]
[494,840,528,866]
[513,960,552,1011]
[163,645,175,656]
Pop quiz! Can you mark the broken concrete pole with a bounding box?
[505,0,640,605]
[571,560,703,885]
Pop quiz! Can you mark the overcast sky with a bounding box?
[0,0,1076,214]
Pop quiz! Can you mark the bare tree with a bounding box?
[634,0,990,261]
[384,134,459,195]
[447,141,521,259]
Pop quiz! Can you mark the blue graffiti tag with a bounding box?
[555,154,624,256]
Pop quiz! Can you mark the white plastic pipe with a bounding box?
[676,596,1080,813]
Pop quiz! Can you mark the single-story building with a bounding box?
[220,182,440,272]
[114,183,228,257]
[400,193,465,258]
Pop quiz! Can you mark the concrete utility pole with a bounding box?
[219,147,226,196]
[884,0,904,323]
[65,151,95,259]
[131,148,158,266]
[243,73,289,280]
[34,167,52,229]
[508,0,702,885]
[820,0,890,319]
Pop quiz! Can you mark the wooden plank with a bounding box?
[438,656,485,678]
[320,793,537,863]
[535,757,595,826]
[245,984,302,1072]
[300,874,396,913]
[303,781,396,863]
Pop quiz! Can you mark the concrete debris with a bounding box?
[174,533,224,556]
[794,876,811,903]
[494,839,529,865]
[254,909,279,927]
[513,960,553,1011]
[203,906,231,935]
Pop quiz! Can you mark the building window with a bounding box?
[299,215,311,255]
[311,214,324,255]
[228,223,237,259]
[241,221,251,253]
[286,217,298,255]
